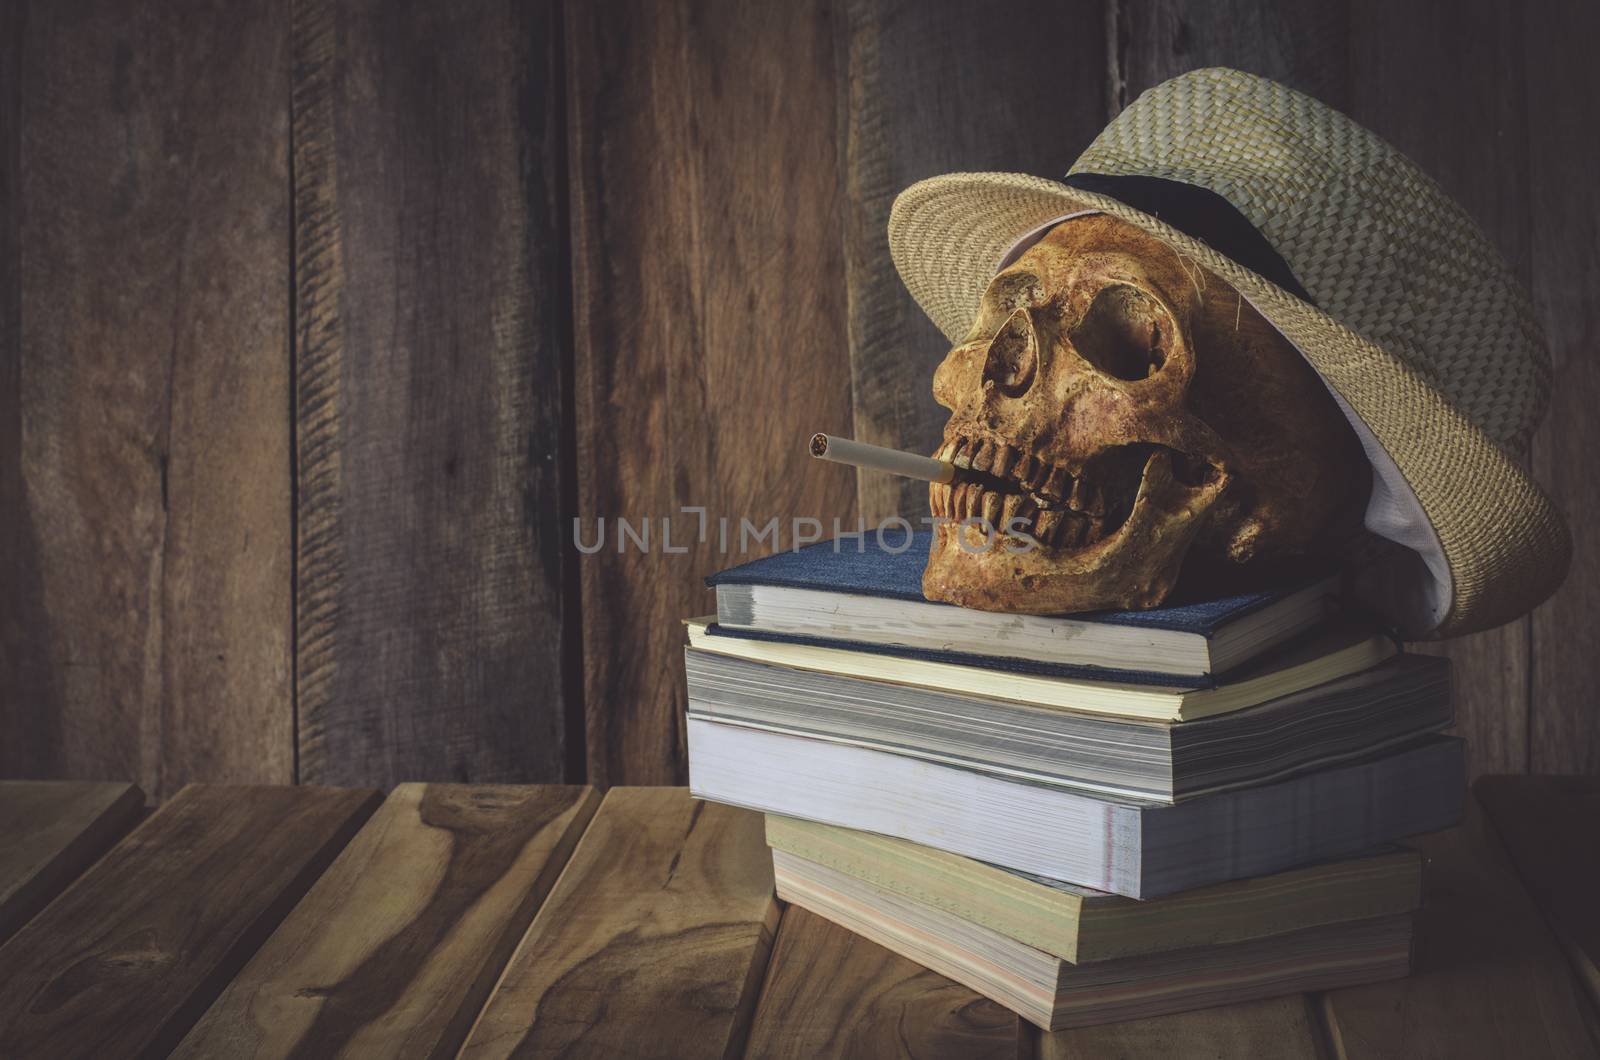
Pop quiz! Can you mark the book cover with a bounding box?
[688,719,1464,897]
[706,532,1323,635]
[700,621,1204,688]
[765,815,1423,964]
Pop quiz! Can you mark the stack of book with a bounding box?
[685,533,1461,1030]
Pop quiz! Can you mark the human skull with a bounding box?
[924,214,1370,613]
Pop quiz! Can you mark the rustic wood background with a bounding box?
[2,0,1594,797]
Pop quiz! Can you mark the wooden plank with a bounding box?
[175,784,599,1059]
[458,789,778,1059]
[0,0,292,798]
[745,904,1025,1059]
[566,0,856,785]
[0,784,378,1058]
[1040,996,1323,1059]
[1476,775,1600,1008]
[0,0,24,794]
[836,0,1108,525]
[1526,0,1600,774]
[291,0,574,787]
[1320,801,1597,1058]
[0,781,144,944]
[1113,0,1350,112]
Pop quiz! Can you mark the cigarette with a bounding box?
[809,433,956,484]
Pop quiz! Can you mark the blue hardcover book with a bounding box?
[705,533,1339,684]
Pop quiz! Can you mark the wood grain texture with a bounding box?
[1112,0,1350,111]
[1039,995,1325,1059]
[1344,0,1536,779]
[566,0,856,785]
[1320,800,1597,1058]
[0,784,378,1059]
[0,0,24,787]
[745,904,1024,1060]
[175,784,599,1059]
[836,0,1107,524]
[0,0,292,798]
[0,781,143,944]
[1526,0,1600,774]
[291,0,574,787]
[1476,775,1600,1009]
[458,788,778,1059]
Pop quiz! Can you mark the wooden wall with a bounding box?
[2,0,1595,795]
[3,0,295,796]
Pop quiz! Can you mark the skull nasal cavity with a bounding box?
[982,309,1038,397]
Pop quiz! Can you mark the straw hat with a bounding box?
[889,67,1569,638]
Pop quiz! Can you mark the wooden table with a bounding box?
[0,778,1596,1058]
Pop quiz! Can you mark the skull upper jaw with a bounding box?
[923,447,1229,613]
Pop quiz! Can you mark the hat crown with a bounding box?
[1071,68,1548,459]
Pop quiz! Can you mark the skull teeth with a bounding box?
[973,439,996,472]
[930,432,1166,548]
[1070,475,1101,514]
[981,491,1002,527]
[992,444,1016,480]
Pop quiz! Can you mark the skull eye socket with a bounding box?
[1070,283,1172,381]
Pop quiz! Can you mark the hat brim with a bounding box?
[889,172,1571,637]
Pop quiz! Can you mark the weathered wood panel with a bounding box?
[1320,799,1596,1058]
[1526,0,1600,775]
[837,0,1108,525]
[0,0,24,782]
[0,781,143,944]
[1113,0,1349,111]
[0,0,293,798]
[291,0,575,787]
[567,0,856,785]
[745,905,1023,1059]
[176,784,598,1059]
[2,0,1597,797]
[1040,995,1323,1059]
[459,788,778,1059]
[0,784,378,1058]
